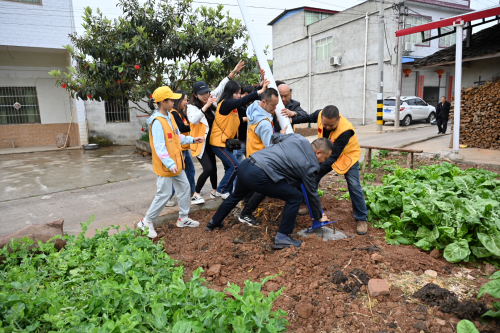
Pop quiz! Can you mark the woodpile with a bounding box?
[450,80,500,150]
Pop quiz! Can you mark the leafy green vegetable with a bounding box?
[457,320,479,333]
[477,270,500,320]
[379,150,389,157]
[318,189,325,197]
[365,162,500,262]
[0,217,288,332]
[364,173,376,181]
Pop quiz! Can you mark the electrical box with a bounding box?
[329,56,341,66]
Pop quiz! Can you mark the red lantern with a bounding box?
[61,83,67,89]
[135,65,140,70]
[403,68,413,78]
[436,69,445,78]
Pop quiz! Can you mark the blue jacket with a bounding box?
[246,101,274,148]
[148,110,194,170]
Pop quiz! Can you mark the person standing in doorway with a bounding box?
[138,86,205,238]
[436,96,451,134]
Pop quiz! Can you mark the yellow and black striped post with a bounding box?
[377,93,383,130]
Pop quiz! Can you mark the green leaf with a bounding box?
[112,261,132,275]
[477,228,500,256]
[489,271,500,280]
[232,316,246,333]
[470,246,491,258]
[443,240,470,263]
[172,321,192,333]
[478,279,500,299]
[456,320,479,333]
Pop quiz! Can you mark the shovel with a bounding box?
[300,184,337,233]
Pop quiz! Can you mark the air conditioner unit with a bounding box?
[329,56,341,66]
[404,42,415,52]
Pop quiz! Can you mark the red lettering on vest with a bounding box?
[167,133,173,139]
[318,128,323,133]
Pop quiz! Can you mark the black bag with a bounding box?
[225,139,241,151]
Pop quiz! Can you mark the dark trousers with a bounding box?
[210,159,303,235]
[316,162,368,221]
[195,146,217,193]
[437,116,448,134]
[241,192,267,216]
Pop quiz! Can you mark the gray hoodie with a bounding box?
[246,100,274,148]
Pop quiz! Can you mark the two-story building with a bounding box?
[269,0,472,124]
[0,0,89,148]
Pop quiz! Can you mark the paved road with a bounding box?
[0,122,443,237]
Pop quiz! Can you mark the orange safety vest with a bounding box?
[317,111,361,175]
[246,118,273,158]
[149,114,184,177]
[209,100,240,148]
[189,121,206,157]
[170,110,190,151]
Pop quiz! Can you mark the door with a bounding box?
[415,98,430,119]
[423,87,439,109]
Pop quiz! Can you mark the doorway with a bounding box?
[423,87,439,108]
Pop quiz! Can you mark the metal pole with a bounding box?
[376,0,384,131]
[362,13,369,126]
[308,34,312,129]
[453,22,464,153]
[237,0,293,133]
[394,5,403,129]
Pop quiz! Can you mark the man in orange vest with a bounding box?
[283,105,368,235]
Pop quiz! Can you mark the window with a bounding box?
[315,36,333,61]
[439,25,456,48]
[383,100,396,106]
[416,99,427,106]
[2,0,42,4]
[305,11,333,26]
[105,98,130,123]
[405,16,432,46]
[0,87,41,125]
[406,99,418,106]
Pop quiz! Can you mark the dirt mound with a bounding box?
[413,283,489,320]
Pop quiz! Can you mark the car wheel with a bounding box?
[426,112,436,123]
[401,115,411,126]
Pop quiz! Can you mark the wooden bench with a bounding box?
[360,146,423,172]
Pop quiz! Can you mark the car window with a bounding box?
[406,99,417,106]
[383,100,395,106]
[416,99,427,106]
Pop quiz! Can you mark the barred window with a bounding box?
[1,0,42,4]
[315,36,333,61]
[105,99,130,123]
[0,87,41,125]
[405,16,432,46]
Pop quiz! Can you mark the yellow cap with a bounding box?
[152,86,182,102]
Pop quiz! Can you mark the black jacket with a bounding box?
[274,99,308,132]
[252,133,323,220]
[437,101,451,119]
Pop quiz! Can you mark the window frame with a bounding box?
[438,18,457,48]
[0,86,42,125]
[0,0,43,5]
[404,15,433,47]
[305,11,333,26]
[104,98,130,123]
[315,36,333,62]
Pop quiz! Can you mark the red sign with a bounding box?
[417,75,425,98]
[448,76,453,100]
[167,133,173,139]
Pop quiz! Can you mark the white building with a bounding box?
[0,0,143,148]
[269,0,472,124]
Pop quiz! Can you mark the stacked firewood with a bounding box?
[450,80,500,150]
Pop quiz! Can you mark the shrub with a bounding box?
[88,135,113,147]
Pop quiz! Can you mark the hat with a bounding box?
[152,86,182,102]
[193,81,210,95]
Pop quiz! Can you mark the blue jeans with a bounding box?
[170,150,196,199]
[316,161,368,221]
[232,142,246,190]
[211,146,239,194]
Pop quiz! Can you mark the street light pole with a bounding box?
[394,5,403,129]
[376,0,385,131]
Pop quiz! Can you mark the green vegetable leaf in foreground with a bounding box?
[364,162,500,263]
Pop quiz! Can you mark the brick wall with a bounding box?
[0,123,79,148]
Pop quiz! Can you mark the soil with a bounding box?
[152,172,500,332]
[295,127,319,137]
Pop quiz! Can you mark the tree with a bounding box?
[50,0,263,114]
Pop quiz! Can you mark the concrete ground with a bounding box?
[2,120,496,238]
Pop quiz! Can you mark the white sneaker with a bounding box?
[216,192,230,200]
[137,218,157,238]
[191,194,205,205]
[177,217,200,228]
[165,200,176,207]
[210,192,217,199]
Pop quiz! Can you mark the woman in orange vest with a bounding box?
[137,86,204,238]
[187,60,246,203]
[168,91,199,206]
[210,79,270,198]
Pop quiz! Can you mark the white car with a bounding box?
[382,96,436,126]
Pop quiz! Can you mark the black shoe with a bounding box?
[273,235,303,249]
[437,132,442,134]
[238,215,261,226]
[205,221,224,232]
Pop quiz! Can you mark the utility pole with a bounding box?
[394,2,406,129]
[376,0,384,132]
